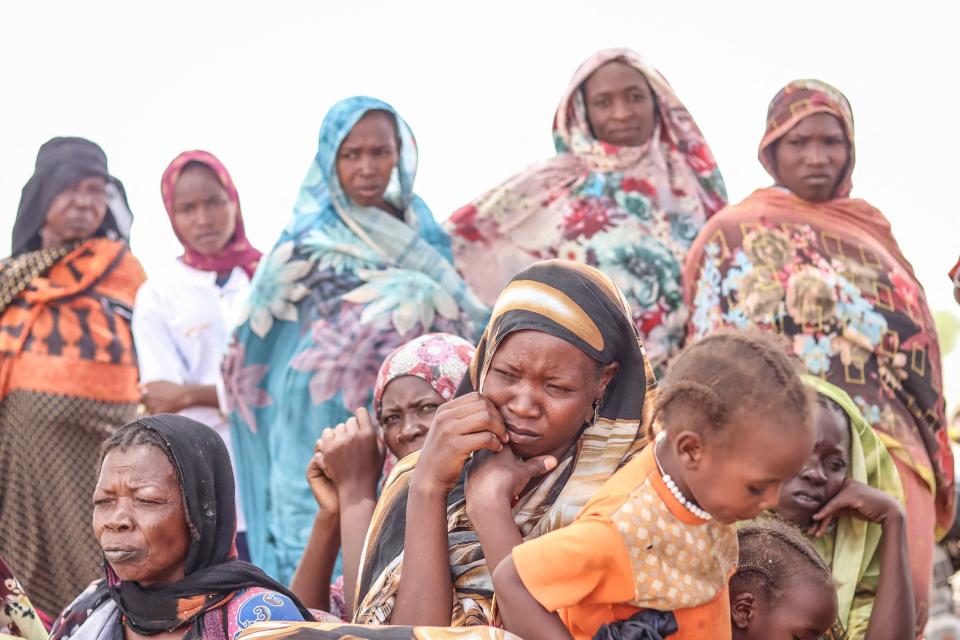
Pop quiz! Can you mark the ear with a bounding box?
[597,362,620,398]
[730,591,756,630]
[674,430,705,470]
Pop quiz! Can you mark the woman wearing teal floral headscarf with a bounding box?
[223,97,488,583]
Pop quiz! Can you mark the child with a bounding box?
[772,376,913,640]
[490,332,817,640]
[289,333,474,618]
[730,522,838,640]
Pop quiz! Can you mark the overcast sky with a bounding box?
[2,0,958,409]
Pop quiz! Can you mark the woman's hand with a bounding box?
[465,447,558,514]
[809,478,903,537]
[141,381,189,414]
[412,393,509,496]
[320,407,385,504]
[306,440,339,518]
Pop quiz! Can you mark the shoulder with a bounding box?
[228,588,304,638]
[580,449,656,520]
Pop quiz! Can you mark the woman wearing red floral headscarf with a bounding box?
[132,150,262,557]
[683,79,950,635]
[447,48,726,371]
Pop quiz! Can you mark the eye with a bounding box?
[593,97,610,109]
[382,414,401,427]
[788,139,804,147]
[93,497,113,506]
[135,497,160,505]
[546,384,573,393]
[628,92,647,102]
[494,368,517,380]
[418,403,439,415]
[747,485,764,496]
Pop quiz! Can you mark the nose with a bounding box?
[358,154,376,177]
[799,463,827,485]
[610,98,632,121]
[806,142,829,166]
[757,484,785,512]
[102,501,134,532]
[505,383,541,419]
[397,418,427,444]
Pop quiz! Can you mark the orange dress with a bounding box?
[512,445,737,640]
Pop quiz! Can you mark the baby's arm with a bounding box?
[493,556,573,640]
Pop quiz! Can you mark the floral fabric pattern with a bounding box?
[223,96,488,583]
[447,48,726,370]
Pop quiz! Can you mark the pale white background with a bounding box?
[2,0,958,409]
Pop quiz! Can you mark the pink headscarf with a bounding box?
[373,333,475,417]
[160,150,262,278]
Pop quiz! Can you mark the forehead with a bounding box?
[340,111,398,148]
[174,164,225,196]
[584,61,649,95]
[725,421,812,480]
[381,375,441,405]
[813,402,850,451]
[99,445,179,486]
[786,112,845,137]
[492,330,593,373]
[772,578,838,633]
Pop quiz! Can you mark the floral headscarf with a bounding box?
[373,333,475,417]
[160,150,262,278]
[759,79,856,199]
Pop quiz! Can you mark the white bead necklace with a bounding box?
[653,431,712,521]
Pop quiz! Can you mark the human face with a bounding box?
[583,60,657,147]
[336,110,399,210]
[93,445,190,586]
[773,113,849,202]
[776,402,850,527]
[171,164,237,256]
[482,330,617,461]
[679,412,814,525]
[732,580,838,640]
[41,176,109,248]
[380,375,445,460]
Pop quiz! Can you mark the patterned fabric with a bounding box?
[161,150,262,278]
[512,445,736,640]
[52,583,304,640]
[354,261,659,627]
[237,621,522,640]
[447,48,727,369]
[682,80,953,535]
[223,96,488,583]
[0,557,48,640]
[0,239,145,614]
[803,377,903,639]
[373,333,475,416]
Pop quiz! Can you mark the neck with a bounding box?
[654,435,699,507]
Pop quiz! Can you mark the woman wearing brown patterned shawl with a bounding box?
[352,260,658,628]
[682,80,949,634]
[0,137,146,615]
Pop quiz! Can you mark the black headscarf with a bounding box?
[11,137,133,256]
[50,414,311,640]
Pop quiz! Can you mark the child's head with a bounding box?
[775,394,851,527]
[731,521,838,640]
[374,333,475,460]
[653,331,815,524]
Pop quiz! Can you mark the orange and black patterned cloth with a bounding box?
[0,238,145,615]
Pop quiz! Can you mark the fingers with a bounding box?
[355,407,376,433]
[461,430,505,455]
[524,455,558,478]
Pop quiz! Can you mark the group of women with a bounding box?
[0,46,954,640]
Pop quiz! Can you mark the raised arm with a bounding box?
[391,393,508,626]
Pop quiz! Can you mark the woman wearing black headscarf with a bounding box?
[49,415,312,640]
[0,137,146,614]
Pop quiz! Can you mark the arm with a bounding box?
[493,557,573,640]
[812,480,915,640]
[865,501,914,640]
[390,394,509,626]
[289,511,340,610]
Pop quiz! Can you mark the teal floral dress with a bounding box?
[223,97,488,582]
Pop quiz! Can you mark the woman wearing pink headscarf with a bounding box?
[447,48,726,370]
[132,150,262,556]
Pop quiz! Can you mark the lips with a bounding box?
[802,174,833,184]
[506,423,541,445]
[791,491,824,509]
[101,545,142,564]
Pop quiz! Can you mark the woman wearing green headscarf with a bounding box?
[772,376,912,639]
